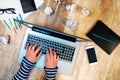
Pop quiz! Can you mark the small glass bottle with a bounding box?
[0,35,10,45]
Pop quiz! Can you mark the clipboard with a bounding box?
[86,20,120,55]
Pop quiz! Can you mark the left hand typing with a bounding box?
[25,44,42,63]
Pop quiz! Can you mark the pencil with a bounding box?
[18,13,23,21]
[13,18,17,28]
[8,19,17,33]
[3,20,11,30]
[16,17,22,30]
[93,34,116,44]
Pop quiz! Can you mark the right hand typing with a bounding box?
[44,48,59,68]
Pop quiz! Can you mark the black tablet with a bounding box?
[86,20,120,55]
[20,0,37,13]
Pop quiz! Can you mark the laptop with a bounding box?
[16,19,89,75]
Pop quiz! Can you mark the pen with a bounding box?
[14,19,33,28]
[93,34,116,44]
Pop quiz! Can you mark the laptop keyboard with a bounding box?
[25,34,75,62]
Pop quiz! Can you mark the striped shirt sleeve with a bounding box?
[12,57,35,80]
[44,67,58,80]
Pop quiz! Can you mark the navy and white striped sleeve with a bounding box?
[13,57,35,80]
[44,67,58,80]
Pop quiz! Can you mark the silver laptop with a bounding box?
[16,20,88,75]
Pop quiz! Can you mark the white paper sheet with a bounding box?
[0,0,44,30]
[0,0,44,20]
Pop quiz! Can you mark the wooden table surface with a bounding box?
[0,0,120,80]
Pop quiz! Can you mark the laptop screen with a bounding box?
[32,26,77,42]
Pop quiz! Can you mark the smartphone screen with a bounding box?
[86,46,98,65]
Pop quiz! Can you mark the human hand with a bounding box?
[26,44,42,63]
[45,48,59,68]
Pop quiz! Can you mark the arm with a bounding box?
[44,48,59,80]
[13,44,42,80]
[13,57,35,80]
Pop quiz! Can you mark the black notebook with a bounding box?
[20,0,37,13]
[86,20,120,55]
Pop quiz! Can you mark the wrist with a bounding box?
[45,66,57,69]
[22,57,36,68]
[25,56,37,63]
[44,66,58,69]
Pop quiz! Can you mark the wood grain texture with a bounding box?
[0,0,120,80]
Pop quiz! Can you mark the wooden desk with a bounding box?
[0,0,120,80]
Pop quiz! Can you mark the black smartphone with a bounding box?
[20,0,37,13]
[85,46,98,65]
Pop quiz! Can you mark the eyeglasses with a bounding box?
[0,8,16,15]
